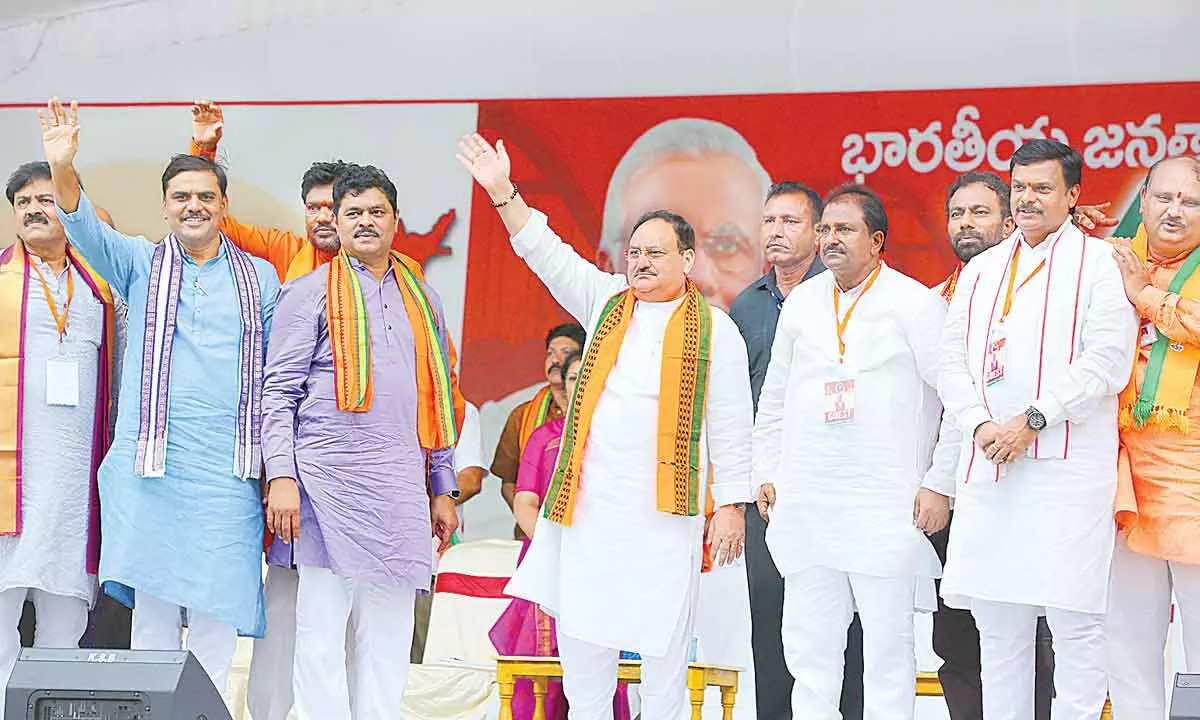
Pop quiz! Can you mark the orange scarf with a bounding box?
[518,386,555,450]
[286,242,332,283]
[544,284,712,525]
[326,249,464,449]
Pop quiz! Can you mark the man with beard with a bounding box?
[931,171,1054,720]
[44,97,280,694]
[939,140,1136,718]
[1107,156,1200,717]
[729,181,866,720]
[0,161,120,709]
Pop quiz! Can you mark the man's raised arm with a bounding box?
[42,97,145,297]
[41,98,82,214]
[456,133,623,326]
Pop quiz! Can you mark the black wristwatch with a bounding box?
[1024,406,1047,431]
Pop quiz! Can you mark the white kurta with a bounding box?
[504,210,754,657]
[753,263,951,594]
[938,219,1137,614]
[0,255,102,604]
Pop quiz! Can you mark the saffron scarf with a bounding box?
[1118,227,1200,432]
[326,249,461,449]
[0,241,113,573]
[940,263,962,303]
[544,283,712,525]
[285,242,329,283]
[136,235,264,480]
[518,385,554,451]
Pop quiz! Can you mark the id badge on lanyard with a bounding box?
[46,357,80,407]
[823,374,857,424]
[984,326,1007,386]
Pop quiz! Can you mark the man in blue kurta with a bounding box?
[40,98,279,695]
[262,164,462,719]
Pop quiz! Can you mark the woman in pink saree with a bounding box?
[489,352,631,720]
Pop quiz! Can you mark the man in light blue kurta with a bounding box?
[40,97,278,695]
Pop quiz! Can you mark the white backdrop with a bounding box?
[1,1,1196,715]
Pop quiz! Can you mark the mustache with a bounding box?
[312,223,336,234]
[23,213,49,226]
[182,211,209,220]
[953,229,985,242]
[1016,204,1042,214]
[354,227,381,238]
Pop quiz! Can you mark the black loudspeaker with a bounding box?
[4,648,232,719]
[1173,673,1200,719]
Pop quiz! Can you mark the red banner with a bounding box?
[461,82,1200,402]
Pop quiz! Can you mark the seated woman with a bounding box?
[489,351,630,720]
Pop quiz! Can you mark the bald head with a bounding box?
[1140,155,1200,259]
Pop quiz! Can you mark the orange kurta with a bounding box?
[1116,245,1200,564]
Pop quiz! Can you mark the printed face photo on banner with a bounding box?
[463,82,1200,408]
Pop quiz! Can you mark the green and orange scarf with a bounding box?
[327,249,462,449]
[518,385,555,451]
[544,283,712,525]
[1119,227,1200,433]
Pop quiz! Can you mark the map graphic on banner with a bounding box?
[0,80,1197,468]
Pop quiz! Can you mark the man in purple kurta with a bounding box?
[261,164,460,720]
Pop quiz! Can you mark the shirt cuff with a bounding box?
[509,209,548,256]
[920,474,955,498]
[1134,285,1169,322]
[712,482,753,508]
[429,464,459,498]
[1033,393,1067,428]
[959,405,992,439]
[264,455,299,482]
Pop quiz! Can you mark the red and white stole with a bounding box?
[960,219,1089,483]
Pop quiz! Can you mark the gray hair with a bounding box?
[600,118,772,269]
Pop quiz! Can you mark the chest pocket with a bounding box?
[68,291,104,351]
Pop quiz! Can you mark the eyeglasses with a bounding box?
[625,247,676,262]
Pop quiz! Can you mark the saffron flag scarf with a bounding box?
[326,249,461,449]
[544,283,712,525]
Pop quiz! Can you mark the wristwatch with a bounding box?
[1024,406,1047,431]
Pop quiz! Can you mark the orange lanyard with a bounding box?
[999,244,1045,322]
[832,264,882,361]
[31,260,74,341]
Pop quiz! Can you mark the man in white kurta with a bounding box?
[938,139,1136,719]
[457,133,753,720]
[754,185,953,720]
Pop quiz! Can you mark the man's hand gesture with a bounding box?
[191,100,223,149]
[456,133,513,202]
[39,97,80,170]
